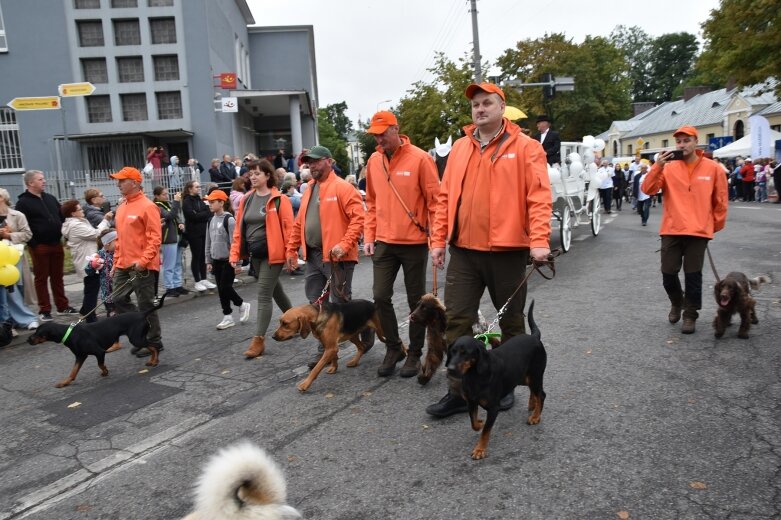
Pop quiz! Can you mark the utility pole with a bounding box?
[469,0,481,83]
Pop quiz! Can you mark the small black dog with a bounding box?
[447,300,547,460]
[28,295,166,387]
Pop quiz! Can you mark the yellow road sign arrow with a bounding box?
[58,82,96,97]
[7,97,61,110]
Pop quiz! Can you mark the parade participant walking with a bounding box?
[426,83,552,418]
[109,167,164,357]
[364,111,440,377]
[230,159,293,358]
[182,180,216,292]
[641,126,728,334]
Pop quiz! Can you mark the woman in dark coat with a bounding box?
[612,163,627,211]
[181,180,215,292]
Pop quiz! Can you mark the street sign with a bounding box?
[220,73,237,89]
[554,76,575,91]
[635,138,645,147]
[221,97,238,112]
[708,136,733,151]
[7,96,61,110]
[58,82,96,97]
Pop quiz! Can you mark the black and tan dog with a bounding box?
[272,299,389,392]
[713,272,770,339]
[447,300,546,460]
[27,295,166,387]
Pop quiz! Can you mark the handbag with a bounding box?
[247,239,268,259]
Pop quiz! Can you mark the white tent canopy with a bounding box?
[712,129,781,158]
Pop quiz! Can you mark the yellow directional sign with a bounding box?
[635,138,646,147]
[7,97,61,111]
[58,82,96,97]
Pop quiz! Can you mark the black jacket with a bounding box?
[182,194,211,237]
[218,161,236,182]
[210,166,234,184]
[156,200,182,245]
[535,130,561,165]
[15,191,63,247]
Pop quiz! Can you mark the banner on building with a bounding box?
[749,115,771,158]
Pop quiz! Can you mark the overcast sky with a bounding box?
[246,0,722,126]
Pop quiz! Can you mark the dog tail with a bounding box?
[143,292,166,318]
[527,299,540,341]
[188,441,301,520]
[749,275,771,290]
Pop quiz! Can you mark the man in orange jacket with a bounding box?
[426,83,552,418]
[286,146,365,306]
[110,167,163,357]
[641,126,728,334]
[364,111,440,378]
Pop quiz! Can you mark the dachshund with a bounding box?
[27,294,166,388]
[271,299,388,392]
[713,272,770,339]
[447,300,546,460]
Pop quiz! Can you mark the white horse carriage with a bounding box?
[547,137,606,252]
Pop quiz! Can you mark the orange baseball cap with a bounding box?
[367,111,398,134]
[110,166,142,182]
[673,126,698,138]
[204,189,228,201]
[465,82,506,101]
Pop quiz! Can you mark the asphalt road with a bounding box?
[0,200,779,520]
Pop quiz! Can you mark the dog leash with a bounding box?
[313,251,350,305]
[706,245,721,283]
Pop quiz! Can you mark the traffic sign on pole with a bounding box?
[58,82,96,97]
[7,97,61,110]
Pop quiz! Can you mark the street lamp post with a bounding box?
[376,99,392,112]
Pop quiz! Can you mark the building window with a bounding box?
[644,142,649,150]
[661,139,668,148]
[0,3,8,52]
[77,20,104,47]
[706,133,715,143]
[117,56,144,82]
[113,19,141,45]
[74,0,100,8]
[111,0,138,7]
[156,91,182,119]
[153,55,179,80]
[121,93,147,121]
[81,58,108,83]
[86,95,112,123]
[0,108,23,171]
[148,0,174,5]
[628,144,633,155]
[150,17,176,44]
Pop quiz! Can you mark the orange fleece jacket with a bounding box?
[431,119,552,250]
[641,150,728,238]
[113,190,162,270]
[229,188,294,265]
[287,172,365,263]
[364,135,440,245]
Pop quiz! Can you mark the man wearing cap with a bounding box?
[534,114,561,166]
[641,126,728,334]
[426,82,552,418]
[364,111,440,378]
[110,167,164,357]
[286,146,364,305]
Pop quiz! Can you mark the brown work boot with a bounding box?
[668,304,682,324]
[244,336,265,358]
[399,345,422,378]
[377,344,406,377]
[681,317,696,334]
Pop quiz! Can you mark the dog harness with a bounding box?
[60,323,78,344]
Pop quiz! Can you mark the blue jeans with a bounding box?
[640,199,652,224]
[5,259,39,327]
[757,182,767,202]
[161,243,178,290]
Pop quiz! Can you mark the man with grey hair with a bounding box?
[15,170,77,321]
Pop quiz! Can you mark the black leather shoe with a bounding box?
[164,289,180,298]
[499,392,515,411]
[135,343,164,358]
[425,392,468,418]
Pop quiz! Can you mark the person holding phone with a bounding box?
[641,126,728,334]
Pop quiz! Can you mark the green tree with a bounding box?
[698,0,781,96]
[609,25,653,102]
[317,108,349,176]
[355,117,379,165]
[322,101,353,139]
[647,32,699,103]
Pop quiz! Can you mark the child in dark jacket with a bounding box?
[85,230,117,317]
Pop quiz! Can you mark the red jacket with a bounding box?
[229,188,294,265]
[287,172,365,263]
[740,163,755,182]
[431,119,552,250]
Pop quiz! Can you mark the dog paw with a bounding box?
[417,372,432,386]
[296,381,310,392]
[471,420,484,431]
[346,358,359,368]
[326,366,338,374]
[145,360,159,367]
[471,447,487,460]
[101,370,109,377]
[528,415,541,425]
[714,331,724,338]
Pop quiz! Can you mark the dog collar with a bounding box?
[474,332,501,349]
[61,323,77,344]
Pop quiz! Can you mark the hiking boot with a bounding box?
[681,317,696,334]
[399,345,422,378]
[244,336,265,358]
[425,392,468,418]
[135,343,164,358]
[377,345,406,377]
[668,304,682,324]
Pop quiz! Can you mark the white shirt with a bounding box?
[637,173,651,201]
[598,166,614,189]
[539,130,548,143]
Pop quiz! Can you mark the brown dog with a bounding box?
[272,299,387,392]
[713,272,770,339]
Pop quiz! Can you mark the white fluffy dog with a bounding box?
[182,441,301,520]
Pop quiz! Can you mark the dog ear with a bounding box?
[473,339,491,378]
[298,317,311,339]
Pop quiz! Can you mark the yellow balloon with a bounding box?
[0,264,20,286]
[0,242,14,265]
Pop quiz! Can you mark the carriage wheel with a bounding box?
[591,197,601,236]
[560,205,572,253]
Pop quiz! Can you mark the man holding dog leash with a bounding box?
[427,82,552,418]
[641,126,728,334]
[364,111,440,378]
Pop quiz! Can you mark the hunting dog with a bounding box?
[271,299,388,392]
[27,295,166,387]
[713,272,770,339]
[447,300,546,460]
[182,441,301,520]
